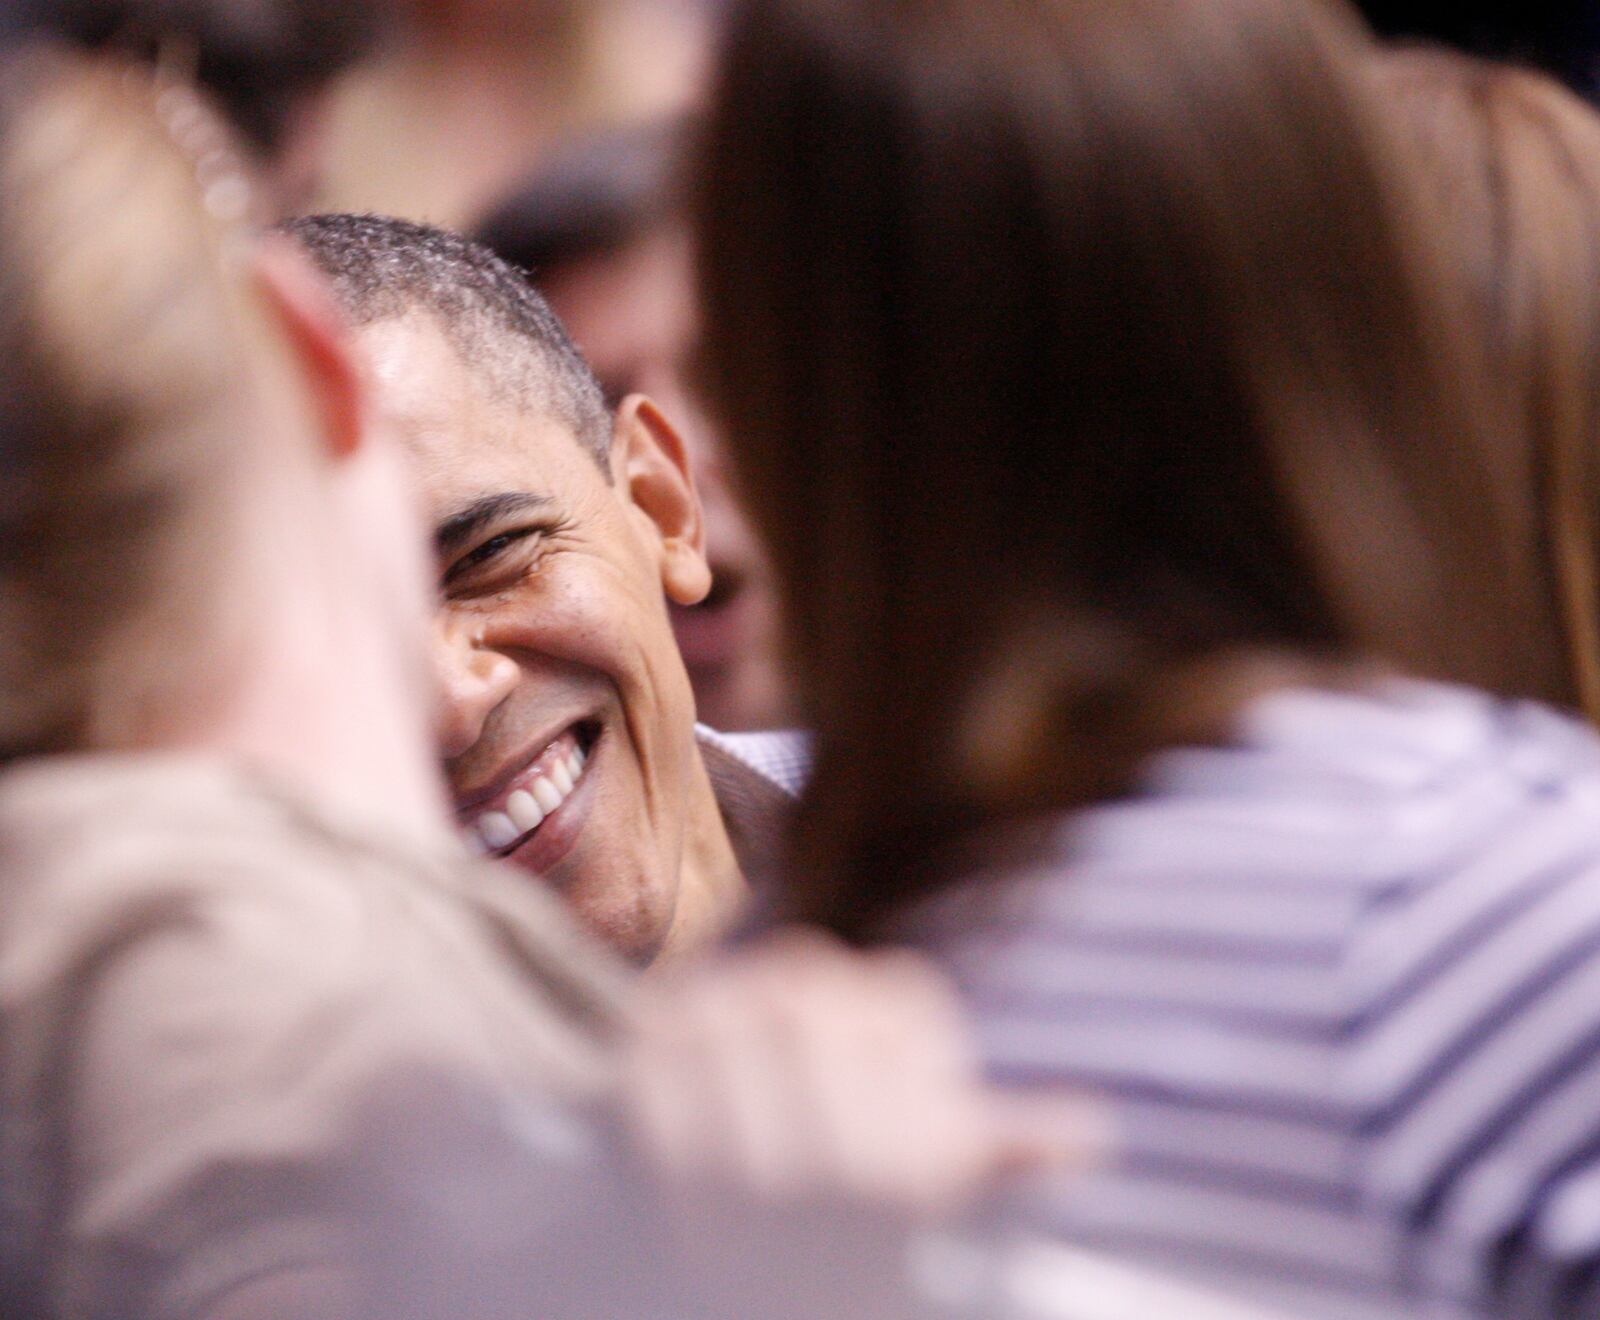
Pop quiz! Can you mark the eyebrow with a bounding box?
[434,492,553,560]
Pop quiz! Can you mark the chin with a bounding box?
[567,886,673,967]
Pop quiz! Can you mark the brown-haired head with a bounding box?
[0,45,271,758]
[1377,47,1600,725]
[694,0,1552,941]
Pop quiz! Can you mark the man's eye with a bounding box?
[466,532,521,566]
[446,528,537,587]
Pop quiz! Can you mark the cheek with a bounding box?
[489,559,672,691]
[566,564,702,742]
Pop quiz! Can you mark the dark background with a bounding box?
[1357,1,1600,94]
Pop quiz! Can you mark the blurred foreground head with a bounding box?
[1377,49,1600,726]
[0,43,438,814]
[695,0,1554,939]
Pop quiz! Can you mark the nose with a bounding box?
[433,621,519,761]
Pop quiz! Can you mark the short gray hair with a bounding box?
[281,212,612,465]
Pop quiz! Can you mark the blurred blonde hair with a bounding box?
[1377,48,1600,724]
[0,45,270,757]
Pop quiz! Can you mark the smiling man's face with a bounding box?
[362,311,726,962]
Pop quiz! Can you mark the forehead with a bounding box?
[359,313,600,515]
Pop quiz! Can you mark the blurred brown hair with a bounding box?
[695,0,1559,941]
[1377,48,1600,724]
[0,47,270,759]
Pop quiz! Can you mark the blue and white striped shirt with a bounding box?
[906,680,1600,1319]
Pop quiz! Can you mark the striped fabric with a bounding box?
[904,680,1600,1320]
[695,725,811,798]
[695,725,808,899]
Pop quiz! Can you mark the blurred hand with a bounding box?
[617,929,1108,1220]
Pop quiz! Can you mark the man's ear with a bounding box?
[612,394,712,607]
[249,233,365,461]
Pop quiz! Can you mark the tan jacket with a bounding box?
[0,752,630,1319]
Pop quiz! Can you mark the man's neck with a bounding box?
[654,747,746,965]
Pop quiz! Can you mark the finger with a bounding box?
[854,952,994,1210]
[747,958,910,1205]
[618,996,714,1182]
[679,971,819,1199]
[757,949,987,1215]
[700,939,953,1206]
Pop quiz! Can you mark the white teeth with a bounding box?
[506,789,544,832]
[479,811,518,851]
[468,739,591,853]
[531,777,563,815]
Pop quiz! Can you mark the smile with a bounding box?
[464,725,591,856]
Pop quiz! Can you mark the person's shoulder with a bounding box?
[1059,679,1600,879]
[0,758,625,1317]
[0,752,312,944]
[1138,677,1598,803]
[1230,677,1600,790]
[0,750,623,1078]
[0,752,415,962]
[913,680,1600,961]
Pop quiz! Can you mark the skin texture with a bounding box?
[360,312,745,964]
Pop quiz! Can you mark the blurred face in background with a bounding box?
[540,222,792,733]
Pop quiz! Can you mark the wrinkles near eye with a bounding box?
[444,526,541,590]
